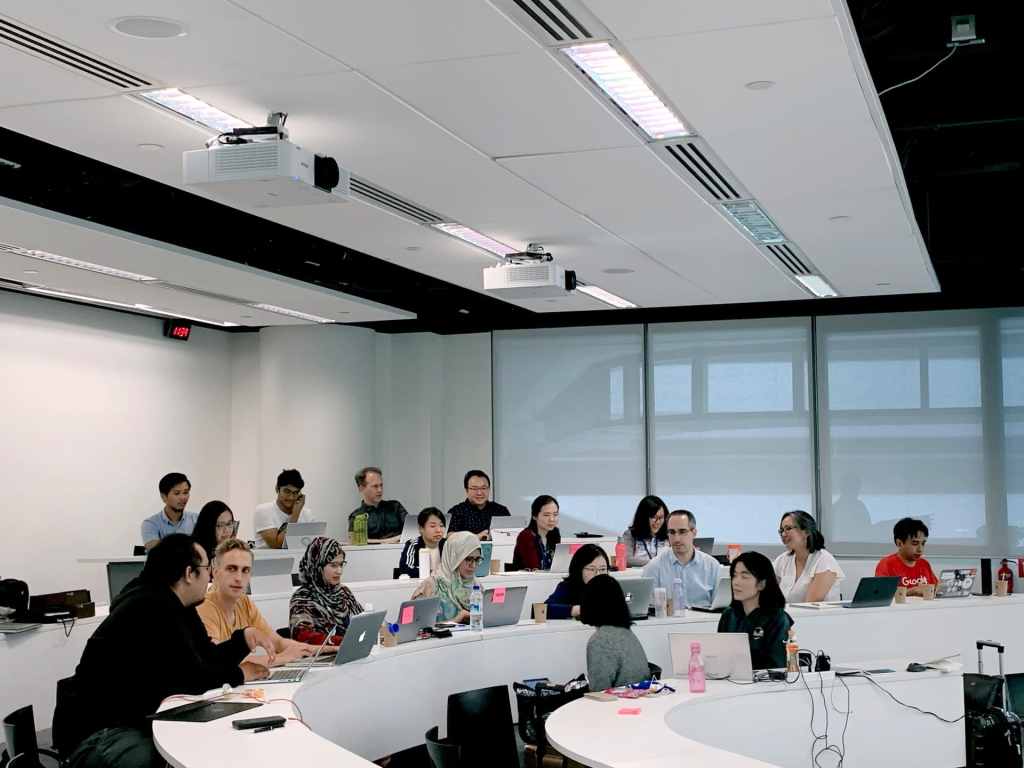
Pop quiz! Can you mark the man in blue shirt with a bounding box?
[642,509,720,609]
[141,472,198,550]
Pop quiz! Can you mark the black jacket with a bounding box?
[717,605,794,670]
[397,536,446,578]
[55,578,250,749]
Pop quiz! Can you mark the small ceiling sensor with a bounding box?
[405,246,422,252]
[602,267,635,275]
[111,17,188,39]
[23,269,39,275]
[240,314,253,319]
[137,143,165,151]
[745,80,775,90]
[876,282,892,287]
[828,215,851,222]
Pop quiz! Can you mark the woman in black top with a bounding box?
[193,500,238,562]
[544,543,610,619]
[717,551,793,670]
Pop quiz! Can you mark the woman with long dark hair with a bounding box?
[544,543,610,619]
[512,494,562,571]
[192,500,238,563]
[581,575,650,690]
[621,495,669,567]
[717,551,793,669]
[773,510,844,603]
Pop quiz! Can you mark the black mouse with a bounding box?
[906,662,928,672]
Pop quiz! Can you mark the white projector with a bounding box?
[183,140,349,208]
[483,262,572,298]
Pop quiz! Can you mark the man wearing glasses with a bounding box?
[446,469,511,540]
[641,510,720,610]
[254,468,316,549]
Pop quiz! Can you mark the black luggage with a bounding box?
[964,640,1023,767]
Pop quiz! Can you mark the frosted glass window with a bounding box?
[649,320,813,544]
[1002,317,1024,550]
[653,363,692,415]
[929,357,981,408]
[493,326,645,533]
[828,358,920,410]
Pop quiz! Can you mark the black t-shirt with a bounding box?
[446,499,511,534]
[717,605,794,670]
[348,499,408,539]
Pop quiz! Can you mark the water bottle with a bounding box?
[351,513,368,546]
[688,641,706,693]
[469,584,483,631]
[672,577,686,616]
[615,536,627,572]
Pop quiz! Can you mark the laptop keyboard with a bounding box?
[266,668,304,683]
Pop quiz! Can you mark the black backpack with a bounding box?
[0,579,28,618]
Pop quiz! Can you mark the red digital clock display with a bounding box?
[171,325,190,339]
[163,319,192,341]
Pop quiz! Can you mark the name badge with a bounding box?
[752,627,765,640]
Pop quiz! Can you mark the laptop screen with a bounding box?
[1007,673,1024,717]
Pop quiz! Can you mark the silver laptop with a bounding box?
[395,597,441,643]
[937,568,976,598]
[617,577,654,619]
[482,586,528,627]
[285,521,327,549]
[258,625,339,684]
[694,537,715,555]
[671,632,753,682]
[549,543,577,573]
[690,567,732,613]
[333,611,385,665]
[248,556,294,596]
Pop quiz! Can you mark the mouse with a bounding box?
[906,662,928,672]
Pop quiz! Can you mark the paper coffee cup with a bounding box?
[894,586,907,603]
[490,558,502,575]
[533,603,548,623]
[996,580,1010,597]
[922,583,936,600]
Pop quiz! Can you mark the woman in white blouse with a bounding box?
[773,511,844,603]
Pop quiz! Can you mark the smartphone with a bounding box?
[232,715,286,730]
[583,692,617,702]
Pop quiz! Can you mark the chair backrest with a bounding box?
[3,706,39,766]
[424,726,460,768]
[393,568,402,580]
[446,686,518,768]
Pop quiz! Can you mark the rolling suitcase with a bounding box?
[964,640,1023,767]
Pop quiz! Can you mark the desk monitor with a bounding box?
[670,632,753,682]
[248,557,294,597]
[395,597,441,643]
[285,521,327,549]
[693,537,715,556]
[937,568,976,598]
[617,577,654,619]
[482,586,527,627]
[106,560,144,603]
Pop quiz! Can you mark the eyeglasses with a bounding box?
[215,521,239,531]
[582,566,608,575]
[193,564,212,572]
[325,560,347,570]
[279,488,302,497]
[778,525,799,536]
[464,556,484,565]
[467,485,490,492]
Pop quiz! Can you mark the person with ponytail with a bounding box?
[773,510,844,603]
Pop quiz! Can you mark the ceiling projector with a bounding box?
[482,244,577,298]
[183,112,350,208]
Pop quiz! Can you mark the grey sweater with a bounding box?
[586,625,650,691]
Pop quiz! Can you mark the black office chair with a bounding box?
[424,726,460,768]
[648,662,662,681]
[132,545,146,556]
[276,627,291,639]
[2,706,60,767]
[393,568,402,580]
[290,573,301,587]
[446,686,518,768]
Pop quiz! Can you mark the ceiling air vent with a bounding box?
[765,243,812,276]
[657,138,744,202]
[350,177,445,225]
[0,15,151,89]
[493,0,608,45]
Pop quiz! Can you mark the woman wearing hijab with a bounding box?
[410,531,482,623]
[289,536,363,645]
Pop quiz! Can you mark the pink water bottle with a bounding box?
[688,641,706,693]
[615,537,627,571]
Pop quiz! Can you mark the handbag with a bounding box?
[514,675,589,752]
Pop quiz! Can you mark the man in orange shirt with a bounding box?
[875,517,938,597]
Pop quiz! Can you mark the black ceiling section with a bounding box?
[0,126,533,330]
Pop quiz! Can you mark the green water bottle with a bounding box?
[351,512,369,546]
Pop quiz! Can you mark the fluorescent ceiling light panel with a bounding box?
[1,243,158,281]
[138,88,250,133]
[720,200,786,244]
[26,286,140,309]
[561,42,689,140]
[576,284,638,309]
[249,303,334,323]
[133,303,239,327]
[795,275,839,298]
[432,223,518,259]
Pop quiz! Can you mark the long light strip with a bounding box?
[561,42,689,140]
[431,223,518,260]
[576,284,638,309]
[720,200,786,244]
[25,287,240,326]
[1,243,158,281]
[134,304,239,327]
[794,275,839,298]
[249,303,335,324]
[138,88,251,133]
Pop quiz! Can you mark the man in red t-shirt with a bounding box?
[875,517,937,597]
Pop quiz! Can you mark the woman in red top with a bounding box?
[513,495,561,570]
[874,517,937,596]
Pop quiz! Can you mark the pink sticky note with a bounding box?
[492,587,507,604]
[569,543,582,555]
[400,605,415,625]
[617,707,641,716]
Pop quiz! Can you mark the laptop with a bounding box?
[107,560,145,602]
[840,576,899,608]
[248,556,294,596]
[549,543,576,573]
[1007,673,1024,718]
[258,625,340,684]
[671,632,753,682]
[332,610,386,665]
[0,622,41,635]
[689,568,732,613]
[474,541,494,578]
[482,586,528,627]
[395,597,441,643]
[617,577,655,620]
[284,521,327,549]
[937,568,976,598]
[694,537,715,556]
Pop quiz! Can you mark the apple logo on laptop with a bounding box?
[358,631,366,643]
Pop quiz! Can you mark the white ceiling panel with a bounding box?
[232,0,534,68]
[583,0,833,40]
[1,0,342,93]
[366,52,638,158]
[0,44,115,107]
[500,147,806,302]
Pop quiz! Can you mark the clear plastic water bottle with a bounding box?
[672,577,686,616]
[469,584,483,631]
[688,641,706,693]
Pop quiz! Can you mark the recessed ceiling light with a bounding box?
[795,274,839,298]
[240,314,253,319]
[137,88,250,134]
[22,269,38,275]
[111,17,188,39]
[745,80,776,90]
[0,242,158,281]
[250,303,334,323]
[405,246,422,252]
[431,223,517,260]
[24,287,237,326]
[601,268,635,275]
[458,308,470,315]
[720,200,786,244]
[576,284,638,309]
[134,304,239,327]
[562,42,689,140]
[875,282,892,287]
[137,143,165,152]
[337,311,350,315]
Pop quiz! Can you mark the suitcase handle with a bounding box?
[976,640,1006,678]
[977,641,1005,653]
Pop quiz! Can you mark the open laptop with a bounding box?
[107,560,145,603]
[549,543,577,573]
[395,597,441,643]
[694,537,715,556]
[332,610,386,665]
[474,541,494,578]
[259,624,341,684]
[248,556,294,596]
[841,576,899,608]
[617,577,654,620]
[482,586,528,627]
[689,568,732,613]
[284,521,327,549]
[937,568,976,598]
[671,632,753,682]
